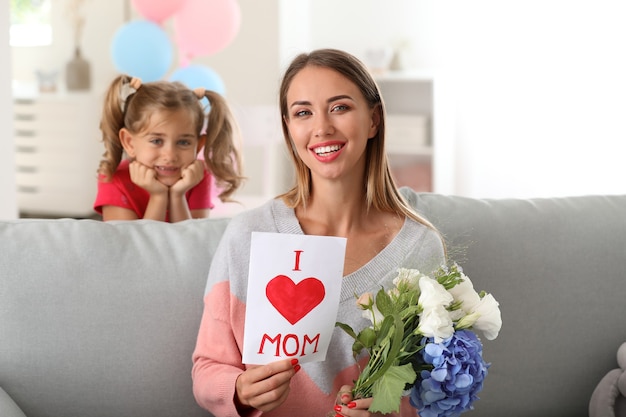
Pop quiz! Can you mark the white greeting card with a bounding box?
[242,232,347,365]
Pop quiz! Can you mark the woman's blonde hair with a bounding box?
[98,74,244,201]
[277,48,435,228]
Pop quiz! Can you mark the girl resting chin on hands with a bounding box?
[94,75,243,222]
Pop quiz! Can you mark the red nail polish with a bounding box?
[348,401,357,409]
[293,364,301,373]
[334,405,342,412]
[290,358,299,366]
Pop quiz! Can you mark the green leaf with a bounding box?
[369,363,417,414]
[357,313,405,393]
[375,288,394,315]
[352,340,364,358]
[376,315,394,345]
[335,321,357,339]
[358,327,377,349]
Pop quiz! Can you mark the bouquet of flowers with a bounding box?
[335,263,501,415]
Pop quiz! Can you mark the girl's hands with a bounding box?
[128,160,168,196]
[127,159,207,221]
[235,358,301,413]
[332,385,385,417]
[170,159,205,196]
[129,159,204,197]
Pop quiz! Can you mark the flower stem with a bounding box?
[354,312,405,397]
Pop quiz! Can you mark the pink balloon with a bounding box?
[173,0,241,61]
[131,0,189,24]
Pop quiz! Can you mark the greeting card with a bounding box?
[242,232,347,365]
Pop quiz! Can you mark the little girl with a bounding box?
[94,75,244,222]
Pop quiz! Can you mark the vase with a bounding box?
[65,47,91,91]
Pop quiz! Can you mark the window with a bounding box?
[10,0,52,47]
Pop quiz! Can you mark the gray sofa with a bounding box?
[1,191,625,417]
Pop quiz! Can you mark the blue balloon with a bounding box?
[169,65,226,96]
[111,20,173,82]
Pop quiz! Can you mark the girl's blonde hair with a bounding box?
[98,74,244,202]
[277,48,436,229]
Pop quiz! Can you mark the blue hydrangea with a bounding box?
[409,329,489,417]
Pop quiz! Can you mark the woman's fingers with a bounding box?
[236,359,300,412]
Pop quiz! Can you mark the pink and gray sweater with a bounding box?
[192,193,445,417]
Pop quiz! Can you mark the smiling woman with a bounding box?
[191,48,446,417]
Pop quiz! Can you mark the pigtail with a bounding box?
[97,75,131,181]
[202,90,245,201]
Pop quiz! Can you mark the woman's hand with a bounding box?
[128,160,168,196]
[170,159,205,196]
[332,385,385,417]
[235,358,301,413]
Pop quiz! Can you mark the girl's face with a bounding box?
[284,66,379,184]
[120,109,202,187]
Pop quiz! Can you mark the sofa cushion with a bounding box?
[0,218,228,417]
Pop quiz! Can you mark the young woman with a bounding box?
[192,49,445,417]
[94,76,243,222]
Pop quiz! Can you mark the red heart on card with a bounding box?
[266,275,326,325]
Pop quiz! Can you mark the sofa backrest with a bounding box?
[1,192,625,417]
[0,218,229,417]
[408,192,626,417]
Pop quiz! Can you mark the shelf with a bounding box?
[375,70,434,192]
[13,93,102,218]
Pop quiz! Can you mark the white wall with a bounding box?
[308,0,436,72]
[1,2,17,219]
[435,1,626,198]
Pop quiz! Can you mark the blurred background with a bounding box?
[1,0,625,220]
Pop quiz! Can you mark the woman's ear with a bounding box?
[119,128,135,158]
[368,105,381,139]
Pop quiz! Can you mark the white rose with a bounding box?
[418,305,454,343]
[393,268,424,290]
[356,292,374,310]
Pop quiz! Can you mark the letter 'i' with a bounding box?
[293,250,303,271]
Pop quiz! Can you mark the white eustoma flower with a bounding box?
[455,311,480,330]
[417,276,455,342]
[471,293,502,340]
[417,305,454,343]
[447,270,502,340]
[418,276,453,310]
[448,272,481,312]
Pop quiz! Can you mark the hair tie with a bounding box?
[193,87,206,99]
[120,77,142,112]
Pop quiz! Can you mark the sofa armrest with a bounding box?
[0,387,27,417]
